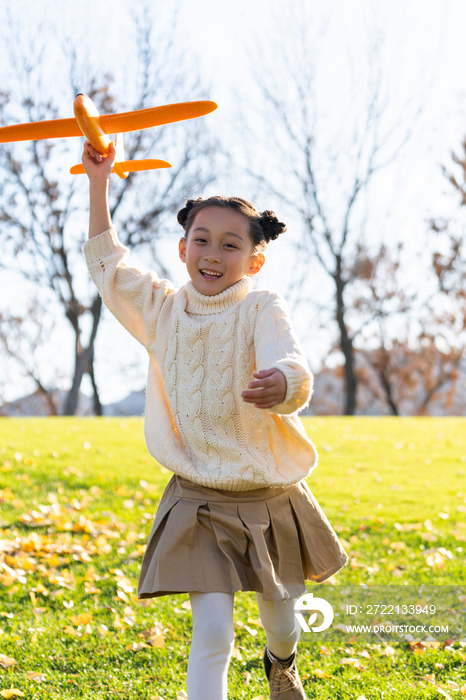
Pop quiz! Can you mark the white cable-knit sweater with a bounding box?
[83,226,318,491]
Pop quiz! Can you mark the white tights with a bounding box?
[186,590,302,700]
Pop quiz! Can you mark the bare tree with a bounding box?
[0,302,60,415]
[352,239,464,415]
[239,9,425,414]
[0,6,220,415]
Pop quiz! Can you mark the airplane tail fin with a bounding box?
[70,159,172,177]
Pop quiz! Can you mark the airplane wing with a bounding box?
[99,100,218,134]
[0,118,82,143]
[0,100,217,144]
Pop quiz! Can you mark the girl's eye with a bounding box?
[225,244,237,249]
[194,238,206,243]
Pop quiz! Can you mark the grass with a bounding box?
[0,416,465,699]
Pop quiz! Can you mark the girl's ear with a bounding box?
[179,237,187,263]
[248,253,265,275]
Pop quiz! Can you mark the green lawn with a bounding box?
[0,417,465,699]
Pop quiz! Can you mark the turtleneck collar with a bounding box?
[184,276,252,315]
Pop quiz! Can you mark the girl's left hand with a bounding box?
[242,368,287,409]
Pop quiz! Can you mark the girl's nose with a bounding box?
[204,251,221,263]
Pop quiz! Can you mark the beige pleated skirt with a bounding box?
[137,473,349,602]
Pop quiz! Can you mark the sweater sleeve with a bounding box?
[254,292,313,415]
[83,226,176,348]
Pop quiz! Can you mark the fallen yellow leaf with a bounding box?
[0,691,25,698]
[0,654,17,668]
[419,674,436,684]
[426,552,446,569]
[26,671,46,682]
[149,634,165,648]
[69,613,93,626]
[247,617,264,628]
[35,582,49,595]
[341,658,366,670]
[125,642,150,651]
[447,681,460,690]
[312,668,330,678]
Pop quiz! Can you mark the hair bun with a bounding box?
[259,210,287,242]
[177,197,205,229]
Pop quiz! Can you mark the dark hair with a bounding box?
[177,196,287,252]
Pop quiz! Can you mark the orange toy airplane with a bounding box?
[0,94,218,179]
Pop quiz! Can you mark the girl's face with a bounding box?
[178,206,265,296]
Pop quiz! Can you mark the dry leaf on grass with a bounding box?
[359,650,371,659]
[69,612,93,626]
[447,681,460,690]
[334,623,349,633]
[247,617,263,628]
[26,671,46,682]
[341,657,366,670]
[0,654,17,668]
[418,674,436,684]
[312,668,330,678]
[243,671,252,685]
[125,642,150,651]
[149,634,165,648]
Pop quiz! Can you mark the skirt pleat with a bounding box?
[138,473,349,602]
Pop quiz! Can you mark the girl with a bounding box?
[81,141,348,700]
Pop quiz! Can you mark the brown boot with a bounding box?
[263,646,307,699]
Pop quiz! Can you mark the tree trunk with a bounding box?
[379,367,399,416]
[334,263,357,415]
[64,294,102,416]
[88,352,103,416]
[64,346,93,415]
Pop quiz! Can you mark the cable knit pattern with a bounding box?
[83,226,318,491]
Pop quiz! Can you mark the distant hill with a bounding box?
[0,388,94,417]
[0,389,145,417]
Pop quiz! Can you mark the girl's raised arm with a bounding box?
[81,140,176,348]
[82,140,116,239]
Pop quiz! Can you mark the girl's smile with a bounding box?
[178,206,264,295]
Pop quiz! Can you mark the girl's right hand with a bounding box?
[82,140,116,180]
